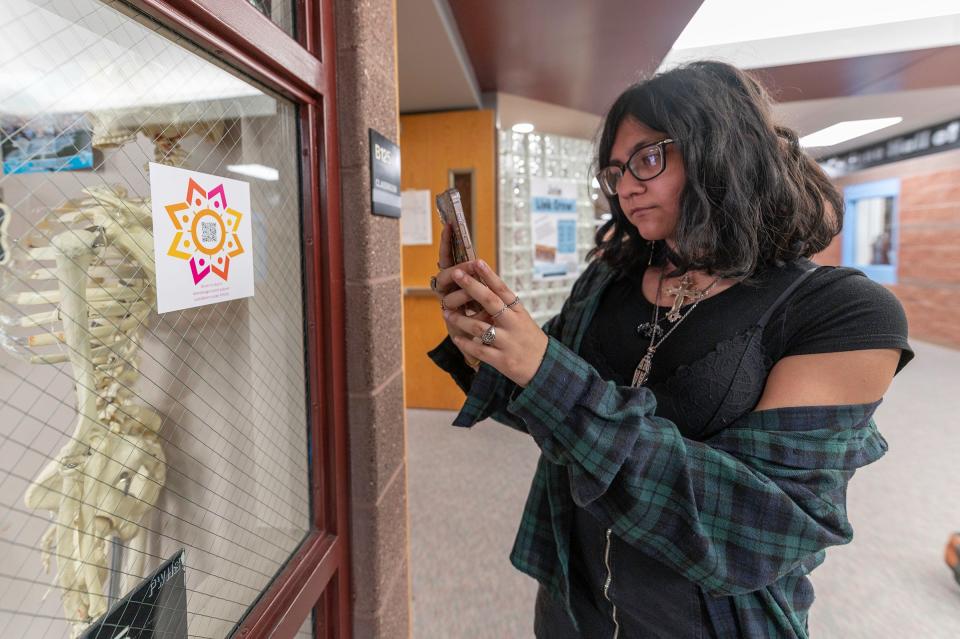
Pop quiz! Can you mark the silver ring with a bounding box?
[430,276,439,293]
[507,295,521,309]
[440,297,448,311]
[480,325,496,346]
[490,303,509,320]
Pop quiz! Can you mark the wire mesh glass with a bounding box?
[0,1,311,637]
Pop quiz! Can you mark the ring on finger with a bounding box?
[440,296,448,312]
[430,275,439,293]
[490,303,509,320]
[507,295,521,309]
[480,325,496,346]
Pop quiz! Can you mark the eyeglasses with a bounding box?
[596,138,674,198]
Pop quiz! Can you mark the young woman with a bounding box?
[428,61,913,638]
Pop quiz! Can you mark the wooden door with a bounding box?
[401,110,497,409]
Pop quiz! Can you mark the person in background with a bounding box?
[428,61,913,638]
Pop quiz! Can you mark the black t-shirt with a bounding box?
[579,257,913,439]
[569,258,913,637]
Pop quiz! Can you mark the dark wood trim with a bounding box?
[753,44,960,103]
[125,0,324,100]
[298,0,322,59]
[317,0,352,630]
[232,533,346,637]
[121,0,350,636]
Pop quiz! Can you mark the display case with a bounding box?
[0,1,344,637]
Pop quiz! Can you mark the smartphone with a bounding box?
[435,188,485,313]
[435,188,476,265]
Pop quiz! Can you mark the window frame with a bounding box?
[842,178,901,285]
[121,1,350,637]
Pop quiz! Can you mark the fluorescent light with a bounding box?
[227,164,279,181]
[673,0,960,49]
[799,118,903,148]
[512,122,535,133]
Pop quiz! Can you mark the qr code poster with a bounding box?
[149,163,255,313]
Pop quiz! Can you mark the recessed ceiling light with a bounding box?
[227,163,280,181]
[799,117,903,148]
[512,122,535,133]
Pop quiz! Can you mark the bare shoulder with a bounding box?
[752,348,901,411]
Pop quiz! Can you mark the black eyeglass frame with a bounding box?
[597,138,675,197]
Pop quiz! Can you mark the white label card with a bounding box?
[149,163,255,313]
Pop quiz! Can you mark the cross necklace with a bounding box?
[632,270,721,387]
[636,272,719,338]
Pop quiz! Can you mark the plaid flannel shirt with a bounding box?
[428,259,888,638]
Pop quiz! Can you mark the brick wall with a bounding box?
[822,150,960,350]
[334,0,412,636]
[891,170,960,348]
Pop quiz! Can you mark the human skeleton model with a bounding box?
[89,109,226,168]
[2,186,165,636]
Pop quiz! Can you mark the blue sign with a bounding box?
[557,219,576,254]
[531,196,577,213]
[1,113,94,175]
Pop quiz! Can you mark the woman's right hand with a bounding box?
[433,223,489,364]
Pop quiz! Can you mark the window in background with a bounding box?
[842,178,900,284]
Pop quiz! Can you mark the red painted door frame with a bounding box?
[120,1,349,637]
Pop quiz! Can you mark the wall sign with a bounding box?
[150,163,255,313]
[370,129,401,218]
[820,118,960,177]
[530,176,579,279]
[81,550,188,639]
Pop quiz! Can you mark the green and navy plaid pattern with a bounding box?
[428,260,887,638]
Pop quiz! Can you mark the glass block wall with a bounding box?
[497,131,599,326]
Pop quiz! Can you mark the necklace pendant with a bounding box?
[632,349,655,387]
[666,309,683,323]
[636,322,663,339]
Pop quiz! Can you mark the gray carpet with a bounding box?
[408,340,960,638]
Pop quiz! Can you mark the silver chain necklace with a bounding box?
[631,269,721,387]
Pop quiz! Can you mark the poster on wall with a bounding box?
[401,189,433,245]
[0,112,94,174]
[81,550,188,639]
[530,176,579,279]
[150,163,255,313]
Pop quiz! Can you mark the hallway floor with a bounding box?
[408,340,960,638]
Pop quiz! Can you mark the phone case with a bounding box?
[435,188,476,265]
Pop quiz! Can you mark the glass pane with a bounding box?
[854,196,894,265]
[0,1,310,637]
[295,611,315,638]
[246,0,296,38]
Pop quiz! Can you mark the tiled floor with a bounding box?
[408,340,960,638]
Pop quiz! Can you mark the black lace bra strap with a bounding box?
[756,264,821,329]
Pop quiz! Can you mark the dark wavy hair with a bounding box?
[589,61,842,279]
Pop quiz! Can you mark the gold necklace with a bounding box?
[631,269,721,387]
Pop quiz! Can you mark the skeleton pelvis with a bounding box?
[25,427,166,541]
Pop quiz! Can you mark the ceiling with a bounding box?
[396,0,960,158]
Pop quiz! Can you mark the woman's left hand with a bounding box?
[442,260,549,388]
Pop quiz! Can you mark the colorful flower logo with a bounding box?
[165,178,245,284]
